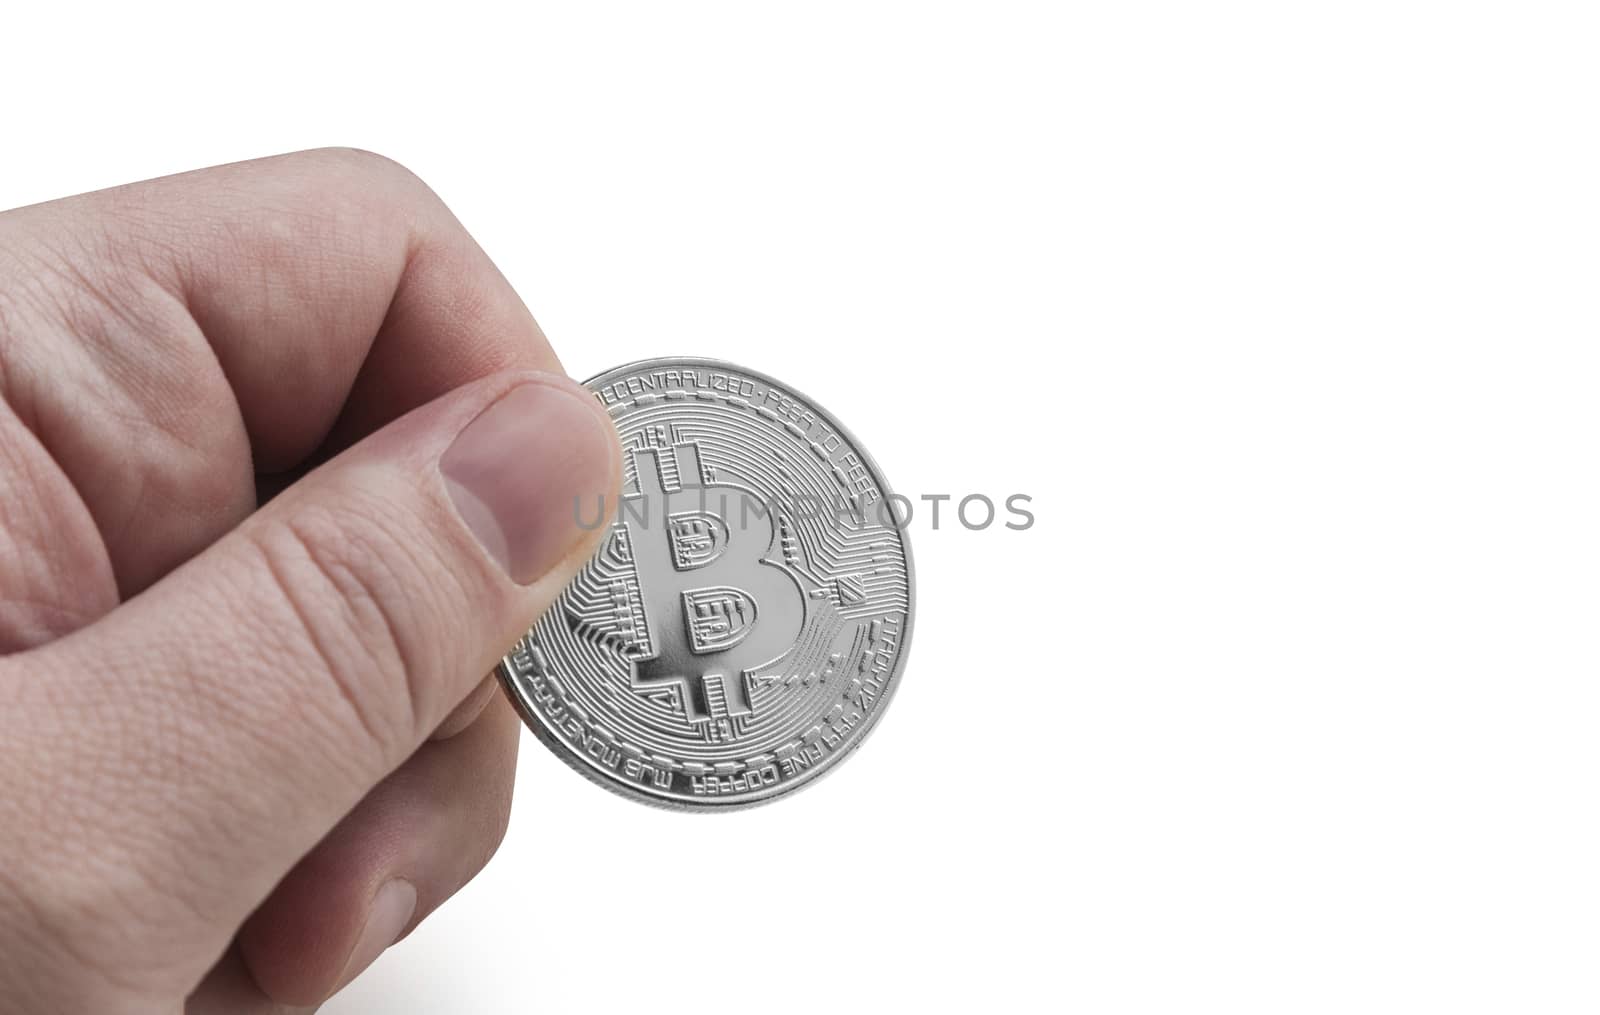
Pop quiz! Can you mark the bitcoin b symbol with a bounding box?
[623,441,805,731]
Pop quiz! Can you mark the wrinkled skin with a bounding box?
[0,149,620,1013]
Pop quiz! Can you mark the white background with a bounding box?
[3,3,1598,1012]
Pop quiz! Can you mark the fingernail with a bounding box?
[336,878,416,992]
[440,379,616,585]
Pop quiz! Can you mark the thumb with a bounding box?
[0,370,618,996]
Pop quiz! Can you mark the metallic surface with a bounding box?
[496,358,914,809]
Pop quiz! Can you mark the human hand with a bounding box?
[0,149,621,1013]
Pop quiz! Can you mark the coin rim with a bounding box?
[495,355,916,811]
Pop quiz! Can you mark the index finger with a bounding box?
[7,146,561,472]
[0,148,563,595]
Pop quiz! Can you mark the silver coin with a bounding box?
[496,357,914,809]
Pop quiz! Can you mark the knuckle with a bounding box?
[0,206,239,468]
[0,216,175,345]
[310,145,416,179]
[245,499,439,754]
[224,148,449,291]
[298,146,441,211]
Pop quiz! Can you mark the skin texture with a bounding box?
[0,149,622,1013]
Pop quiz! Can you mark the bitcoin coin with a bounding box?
[496,357,914,809]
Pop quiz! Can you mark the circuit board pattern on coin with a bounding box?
[497,358,914,809]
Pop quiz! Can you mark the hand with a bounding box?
[0,149,621,1013]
